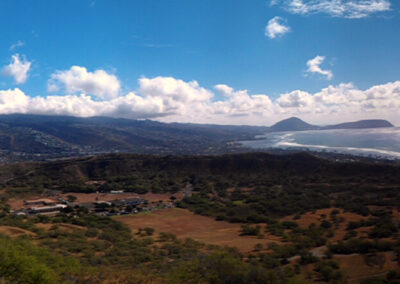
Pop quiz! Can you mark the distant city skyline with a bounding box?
[0,0,399,125]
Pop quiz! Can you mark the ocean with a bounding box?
[239,127,400,159]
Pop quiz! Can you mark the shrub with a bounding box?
[240,224,261,236]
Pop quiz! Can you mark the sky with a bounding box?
[0,0,399,126]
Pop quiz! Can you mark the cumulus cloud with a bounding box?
[213,85,274,118]
[1,54,31,84]
[136,76,214,118]
[48,66,121,99]
[0,88,30,113]
[0,75,399,125]
[277,0,391,19]
[277,90,314,108]
[265,17,290,39]
[274,81,400,123]
[306,56,333,80]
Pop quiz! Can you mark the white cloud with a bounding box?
[279,0,391,19]
[48,66,121,99]
[270,0,280,6]
[0,75,399,125]
[265,17,291,39]
[274,81,400,123]
[9,40,25,51]
[306,55,333,80]
[1,54,31,84]
[213,85,274,117]
[0,88,30,113]
[137,76,214,117]
[214,84,235,96]
[277,90,314,108]
[139,77,213,102]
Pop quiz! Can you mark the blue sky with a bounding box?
[0,0,399,125]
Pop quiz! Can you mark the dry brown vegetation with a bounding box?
[0,225,35,237]
[115,208,281,253]
[282,208,367,228]
[117,206,400,281]
[338,252,399,283]
[282,208,370,242]
[35,223,87,233]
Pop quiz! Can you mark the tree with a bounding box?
[254,243,263,252]
[66,195,77,203]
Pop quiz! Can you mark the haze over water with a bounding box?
[240,127,400,159]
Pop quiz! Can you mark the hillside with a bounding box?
[324,119,394,130]
[1,152,400,283]
[269,117,319,132]
[2,151,398,185]
[0,114,268,161]
[268,117,394,133]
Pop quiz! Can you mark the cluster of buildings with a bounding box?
[12,195,175,217]
[80,197,147,216]
[13,198,68,216]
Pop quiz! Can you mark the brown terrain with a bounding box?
[116,208,281,253]
[339,252,399,283]
[0,226,35,238]
[35,222,87,232]
[5,191,400,281]
[282,208,369,242]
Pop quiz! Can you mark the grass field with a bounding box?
[115,208,281,253]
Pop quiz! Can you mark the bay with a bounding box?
[239,127,400,159]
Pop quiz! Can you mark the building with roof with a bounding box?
[24,199,57,206]
[29,204,67,214]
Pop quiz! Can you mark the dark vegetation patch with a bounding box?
[2,152,400,222]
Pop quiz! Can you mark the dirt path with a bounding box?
[3,170,35,184]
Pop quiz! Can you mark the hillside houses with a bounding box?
[13,198,68,215]
[24,198,57,206]
[79,197,148,216]
[29,204,67,214]
[13,193,177,217]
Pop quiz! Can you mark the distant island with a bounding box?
[268,117,393,132]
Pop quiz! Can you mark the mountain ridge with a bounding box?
[269,117,319,132]
[268,117,393,132]
[322,119,393,130]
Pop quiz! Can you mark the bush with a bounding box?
[0,236,80,283]
[314,261,342,282]
[300,251,317,265]
[254,243,263,252]
[320,220,332,229]
[240,224,261,236]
